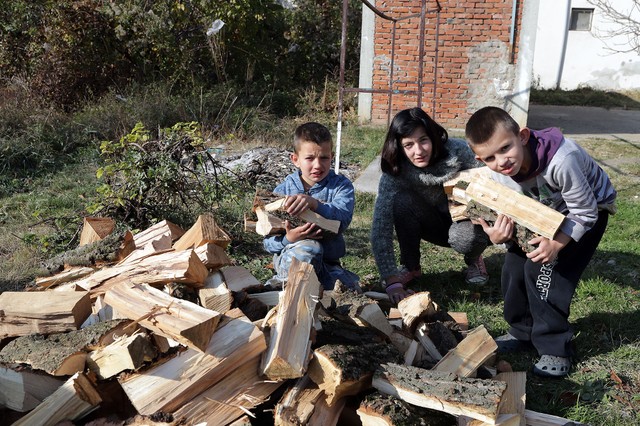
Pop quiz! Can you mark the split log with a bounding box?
[86,332,157,379]
[315,319,386,348]
[524,409,586,426]
[443,167,492,196]
[132,219,185,248]
[247,290,282,307]
[0,365,65,412]
[373,363,507,424]
[118,310,267,415]
[307,343,402,405]
[79,216,115,246]
[403,340,431,367]
[0,290,91,338]
[0,319,130,376]
[221,265,261,292]
[494,372,526,426]
[261,258,321,380]
[433,325,497,377]
[329,292,394,337]
[172,355,282,425]
[103,282,221,352]
[274,374,345,426]
[35,266,95,289]
[199,271,234,313]
[416,321,461,361]
[117,236,172,265]
[462,175,565,240]
[357,392,455,426]
[12,372,101,426]
[72,249,209,296]
[255,206,287,236]
[194,242,232,270]
[397,292,439,331]
[173,213,231,251]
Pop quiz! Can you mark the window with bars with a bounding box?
[569,8,594,31]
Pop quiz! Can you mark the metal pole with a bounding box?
[335,0,349,174]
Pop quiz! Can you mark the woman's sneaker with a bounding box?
[465,255,489,285]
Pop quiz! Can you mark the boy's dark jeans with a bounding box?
[502,211,609,357]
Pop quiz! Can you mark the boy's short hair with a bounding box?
[293,122,333,153]
[465,106,521,145]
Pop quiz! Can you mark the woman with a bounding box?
[370,107,490,303]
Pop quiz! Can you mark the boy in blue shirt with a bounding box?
[465,106,617,377]
[263,122,360,291]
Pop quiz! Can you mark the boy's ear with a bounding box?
[290,152,300,167]
[519,128,531,144]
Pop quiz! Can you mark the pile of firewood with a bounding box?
[0,181,582,425]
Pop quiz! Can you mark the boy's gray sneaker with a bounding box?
[533,355,571,378]
[495,333,535,353]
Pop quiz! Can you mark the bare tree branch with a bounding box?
[588,0,640,53]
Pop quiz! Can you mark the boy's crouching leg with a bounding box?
[270,240,324,286]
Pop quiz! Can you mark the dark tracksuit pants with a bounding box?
[502,210,610,357]
[392,190,489,272]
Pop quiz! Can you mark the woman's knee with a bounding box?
[448,220,488,254]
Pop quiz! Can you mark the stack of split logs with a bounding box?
[0,184,580,426]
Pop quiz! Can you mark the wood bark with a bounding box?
[11,372,101,426]
[118,310,266,415]
[0,291,91,338]
[261,258,321,380]
[357,392,454,426]
[373,363,507,424]
[103,282,221,352]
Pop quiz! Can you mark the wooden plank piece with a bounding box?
[433,325,497,377]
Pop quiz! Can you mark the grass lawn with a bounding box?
[1,119,639,425]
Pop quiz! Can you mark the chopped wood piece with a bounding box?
[0,366,65,412]
[73,249,209,297]
[443,168,492,195]
[79,217,115,246]
[415,322,444,361]
[329,291,393,337]
[495,372,526,426]
[87,332,157,379]
[255,206,287,236]
[449,311,469,331]
[0,319,129,376]
[119,311,267,415]
[173,213,231,251]
[0,291,91,338]
[221,265,261,292]
[397,291,439,331]
[274,375,324,426]
[373,363,507,424]
[117,236,172,265]
[315,319,386,348]
[199,271,233,313]
[524,409,586,426]
[357,392,454,426]
[433,325,497,377]
[261,258,321,380]
[103,283,221,352]
[247,290,282,307]
[132,219,185,248]
[463,175,565,239]
[172,355,282,425]
[35,266,95,289]
[194,242,232,269]
[12,372,101,426]
[308,343,401,405]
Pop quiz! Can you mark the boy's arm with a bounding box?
[527,232,572,264]
[313,179,355,232]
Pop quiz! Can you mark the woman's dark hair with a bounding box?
[380,107,448,175]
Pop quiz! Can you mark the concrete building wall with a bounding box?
[359,0,539,130]
[533,0,640,90]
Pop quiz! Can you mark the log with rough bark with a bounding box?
[11,372,101,426]
[357,392,455,426]
[86,332,157,379]
[0,319,130,376]
[118,309,267,415]
[433,325,497,378]
[103,282,221,352]
[315,318,386,348]
[173,213,231,251]
[327,291,394,338]
[261,258,321,380]
[79,216,116,246]
[72,248,209,297]
[397,292,439,331]
[274,374,345,426]
[199,271,233,313]
[307,343,402,405]
[35,266,95,289]
[373,363,507,425]
[0,365,65,412]
[458,175,565,240]
[0,290,91,338]
[172,355,282,425]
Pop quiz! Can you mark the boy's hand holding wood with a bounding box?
[283,194,319,216]
[284,220,322,243]
[526,232,571,264]
[472,214,515,244]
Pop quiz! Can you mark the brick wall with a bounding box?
[369,0,523,130]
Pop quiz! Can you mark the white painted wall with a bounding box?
[533,0,640,90]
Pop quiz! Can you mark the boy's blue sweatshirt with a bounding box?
[263,170,355,262]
